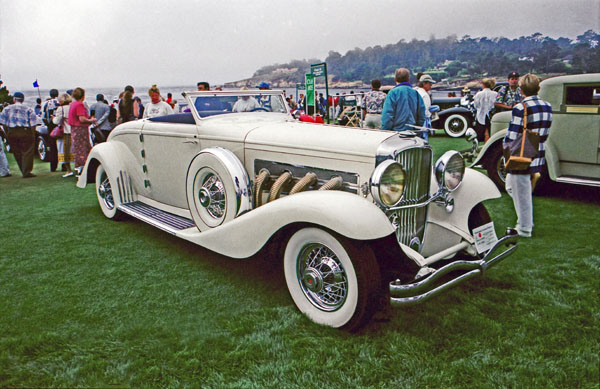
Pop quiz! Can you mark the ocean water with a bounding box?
[17,85,451,110]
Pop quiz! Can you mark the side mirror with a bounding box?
[465,128,477,141]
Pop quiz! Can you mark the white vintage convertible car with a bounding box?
[78,90,517,330]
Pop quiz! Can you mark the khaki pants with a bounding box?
[6,126,35,176]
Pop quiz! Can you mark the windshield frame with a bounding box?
[183,90,290,121]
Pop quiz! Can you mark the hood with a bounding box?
[244,120,396,161]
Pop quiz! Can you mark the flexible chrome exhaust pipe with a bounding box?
[318,176,343,191]
[254,169,270,207]
[269,171,292,202]
[289,172,318,194]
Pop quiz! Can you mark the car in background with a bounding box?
[1,124,52,162]
[77,89,517,330]
[432,93,475,138]
[471,73,600,191]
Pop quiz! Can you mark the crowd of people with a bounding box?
[0,82,184,179]
[1,70,552,238]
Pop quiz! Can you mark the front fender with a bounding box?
[177,190,394,258]
[471,128,507,167]
[421,168,500,257]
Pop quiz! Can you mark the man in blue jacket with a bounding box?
[381,68,426,133]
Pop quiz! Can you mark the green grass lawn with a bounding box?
[1,134,598,387]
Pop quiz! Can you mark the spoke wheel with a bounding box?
[37,136,48,161]
[95,164,124,220]
[284,227,380,330]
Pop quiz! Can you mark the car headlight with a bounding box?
[371,160,405,207]
[434,151,465,191]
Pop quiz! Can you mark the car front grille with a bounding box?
[389,147,432,249]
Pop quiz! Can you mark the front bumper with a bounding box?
[389,229,518,306]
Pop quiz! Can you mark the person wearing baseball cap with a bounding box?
[494,71,524,112]
[415,75,436,141]
[0,92,39,177]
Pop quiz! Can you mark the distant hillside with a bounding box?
[226,30,600,88]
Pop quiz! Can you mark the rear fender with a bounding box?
[177,190,395,258]
[76,142,144,200]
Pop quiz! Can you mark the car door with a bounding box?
[551,83,600,167]
[141,120,201,209]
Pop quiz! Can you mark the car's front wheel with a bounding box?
[95,164,124,220]
[444,114,469,138]
[284,227,380,331]
[485,144,507,192]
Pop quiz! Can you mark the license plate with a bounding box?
[472,222,498,254]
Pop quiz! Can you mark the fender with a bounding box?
[438,106,471,117]
[76,141,144,198]
[176,190,395,258]
[422,168,500,257]
[544,139,560,181]
[471,128,507,166]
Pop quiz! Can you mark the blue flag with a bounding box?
[33,80,39,88]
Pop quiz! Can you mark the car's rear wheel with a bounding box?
[96,164,124,220]
[485,143,507,192]
[37,136,48,161]
[284,227,380,331]
[444,114,469,138]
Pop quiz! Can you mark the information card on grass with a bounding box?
[472,222,498,254]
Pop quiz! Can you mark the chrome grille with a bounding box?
[389,147,432,248]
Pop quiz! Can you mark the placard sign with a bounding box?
[472,222,498,254]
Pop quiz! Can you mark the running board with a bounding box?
[555,176,600,187]
[118,201,196,234]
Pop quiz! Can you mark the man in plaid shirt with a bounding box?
[0,92,39,178]
[503,74,553,237]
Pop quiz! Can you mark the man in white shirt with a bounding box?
[232,91,261,113]
[415,74,435,141]
[143,85,174,119]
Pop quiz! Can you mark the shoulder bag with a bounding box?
[503,104,540,171]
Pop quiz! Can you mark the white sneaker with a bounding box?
[516,228,532,238]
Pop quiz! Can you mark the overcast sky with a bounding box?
[1,0,598,91]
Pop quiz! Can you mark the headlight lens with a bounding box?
[371,160,405,207]
[434,151,465,191]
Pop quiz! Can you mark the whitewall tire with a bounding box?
[283,227,380,330]
[95,164,123,220]
[444,114,469,138]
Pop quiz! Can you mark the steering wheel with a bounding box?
[250,107,269,112]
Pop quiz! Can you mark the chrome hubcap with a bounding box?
[199,173,225,219]
[98,174,114,210]
[297,244,348,311]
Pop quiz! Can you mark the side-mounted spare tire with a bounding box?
[186,147,252,231]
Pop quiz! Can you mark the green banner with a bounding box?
[305,73,315,107]
[311,63,326,78]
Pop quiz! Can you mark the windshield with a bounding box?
[188,91,288,118]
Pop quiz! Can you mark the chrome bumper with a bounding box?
[389,230,518,306]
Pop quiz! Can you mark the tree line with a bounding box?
[253,30,600,84]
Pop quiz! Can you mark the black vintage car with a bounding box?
[431,94,476,138]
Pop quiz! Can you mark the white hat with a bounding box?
[419,75,436,83]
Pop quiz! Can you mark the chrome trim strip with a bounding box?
[389,233,518,306]
[555,176,600,187]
